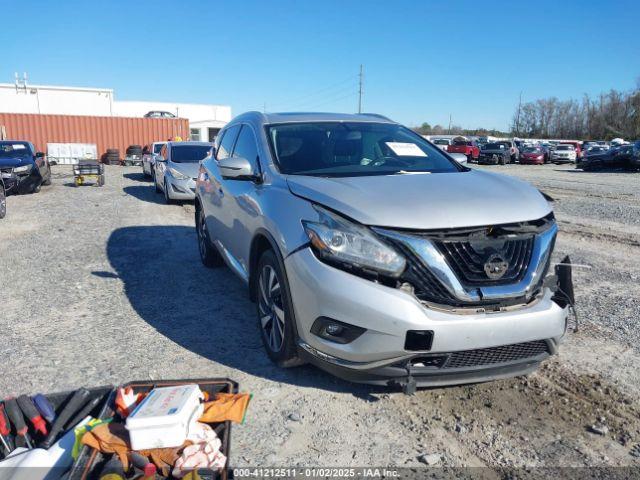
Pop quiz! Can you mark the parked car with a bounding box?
[153,141,212,203]
[0,176,6,219]
[142,142,166,177]
[559,141,582,160]
[477,142,512,165]
[0,141,51,194]
[432,138,451,151]
[496,140,519,162]
[584,146,608,157]
[195,112,568,389]
[581,144,636,171]
[519,146,547,165]
[144,111,176,118]
[551,144,577,164]
[447,137,480,162]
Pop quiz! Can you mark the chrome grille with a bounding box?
[434,236,534,285]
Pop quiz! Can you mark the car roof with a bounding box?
[231,111,396,126]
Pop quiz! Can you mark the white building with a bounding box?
[0,79,231,141]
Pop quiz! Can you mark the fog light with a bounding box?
[311,317,366,344]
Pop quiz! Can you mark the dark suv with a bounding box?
[0,141,51,194]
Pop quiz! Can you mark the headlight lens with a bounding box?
[302,205,406,277]
[168,167,189,180]
[13,164,32,174]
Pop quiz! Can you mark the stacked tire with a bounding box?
[104,149,120,165]
[124,145,143,166]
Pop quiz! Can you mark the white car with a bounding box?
[142,141,166,177]
[432,138,451,151]
[551,144,576,164]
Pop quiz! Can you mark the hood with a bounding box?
[0,157,33,169]
[286,170,551,229]
[169,162,200,178]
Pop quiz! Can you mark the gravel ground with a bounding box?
[1,163,639,471]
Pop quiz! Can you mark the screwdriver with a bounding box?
[0,403,14,454]
[5,398,33,449]
[33,394,56,424]
[17,395,48,436]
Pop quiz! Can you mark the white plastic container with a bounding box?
[125,384,204,450]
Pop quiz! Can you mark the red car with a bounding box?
[447,138,480,162]
[519,146,547,165]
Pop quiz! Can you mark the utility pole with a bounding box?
[448,114,452,134]
[357,64,364,114]
[515,91,523,137]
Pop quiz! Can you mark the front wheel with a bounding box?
[154,172,161,193]
[196,206,223,268]
[0,185,6,219]
[256,249,304,367]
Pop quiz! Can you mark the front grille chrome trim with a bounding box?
[374,222,557,304]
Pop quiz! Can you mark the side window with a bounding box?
[232,125,259,169]
[160,145,167,159]
[216,125,241,160]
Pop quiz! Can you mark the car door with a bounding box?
[201,124,241,261]
[215,124,263,276]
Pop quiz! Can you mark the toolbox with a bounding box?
[0,378,237,480]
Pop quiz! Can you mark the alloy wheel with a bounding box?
[0,188,6,218]
[258,265,286,353]
[198,211,207,259]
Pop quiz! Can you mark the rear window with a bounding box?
[433,139,449,145]
[483,143,505,150]
[170,145,211,163]
[153,143,164,154]
[556,145,573,151]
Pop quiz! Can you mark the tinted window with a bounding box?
[170,145,212,163]
[267,122,461,177]
[217,125,241,160]
[483,143,505,150]
[153,143,164,154]
[232,125,259,166]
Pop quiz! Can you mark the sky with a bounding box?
[1,0,639,131]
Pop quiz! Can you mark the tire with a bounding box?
[154,173,161,193]
[0,185,6,219]
[98,175,105,186]
[196,206,223,268]
[164,178,173,204]
[499,155,506,165]
[32,181,41,194]
[42,165,52,185]
[466,154,473,163]
[256,249,303,367]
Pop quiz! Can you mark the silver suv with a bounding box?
[195,112,569,390]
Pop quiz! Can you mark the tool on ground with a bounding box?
[42,388,91,449]
[17,395,48,436]
[98,455,126,480]
[0,403,14,454]
[64,395,102,430]
[5,397,33,449]
[33,394,56,424]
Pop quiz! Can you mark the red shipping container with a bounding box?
[0,112,189,159]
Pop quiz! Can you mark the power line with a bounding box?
[281,83,358,111]
[298,91,358,111]
[270,75,358,111]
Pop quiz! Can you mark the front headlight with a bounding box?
[168,167,190,180]
[302,205,406,277]
[13,164,32,174]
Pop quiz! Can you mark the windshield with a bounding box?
[153,143,165,154]
[0,143,31,159]
[524,147,542,153]
[556,145,573,151]
[483,143,504,150]
[267,122,462,177]
[171,145,211,163]
[433,139,449,145]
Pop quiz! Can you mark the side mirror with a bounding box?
[35,152,45,158]
[219,156,260,181]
